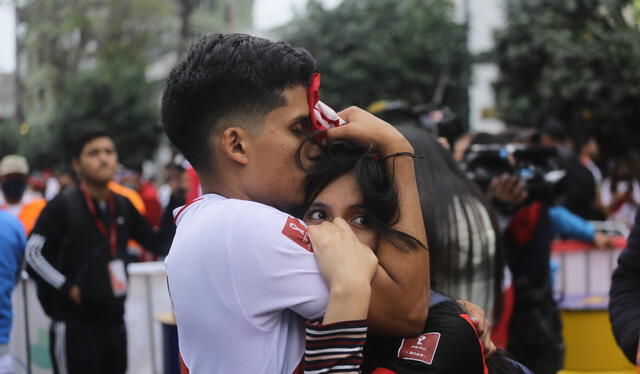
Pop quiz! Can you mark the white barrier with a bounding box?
[9,262,171,374]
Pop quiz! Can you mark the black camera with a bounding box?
[460,143,567,205]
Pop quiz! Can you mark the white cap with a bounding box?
[0,155,29,177]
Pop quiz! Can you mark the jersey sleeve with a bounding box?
[25,197,71,295]
[226,203,329,329]
[304,319,367,373]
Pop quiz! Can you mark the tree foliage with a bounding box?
[280,0,470,121]
[17,0,173,101]
[493,0,640,151]
[14,0,173,168]
[46,61,160,169]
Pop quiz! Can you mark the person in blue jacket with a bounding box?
[609,205,640,367]
[0,210,27,374]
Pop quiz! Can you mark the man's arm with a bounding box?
[25,199,74,299]
[329,107,429,337]
[129,192,185,256]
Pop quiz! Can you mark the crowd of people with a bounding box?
[0,32,638,374]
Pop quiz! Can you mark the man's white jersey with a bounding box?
[165,194,329,373]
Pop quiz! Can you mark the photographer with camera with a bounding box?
[461,130,612,374]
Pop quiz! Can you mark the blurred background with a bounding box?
[1,0,639,170]
[1,1,640,374]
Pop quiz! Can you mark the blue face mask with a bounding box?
[1,178,27,201]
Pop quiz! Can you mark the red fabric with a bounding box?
[292,358,304,374]
[551,237,627,253]
[507,202,542,246]
[459,313,489,374]
[140,181,162,228]
[307,73,321,129]
[307,72,328,144]
[491,284,514,350]
[371,368,398,374]
[179,353,189,374]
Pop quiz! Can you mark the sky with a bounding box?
[0,0,341,73]
[254,0,341,30]
[0,2,16,73]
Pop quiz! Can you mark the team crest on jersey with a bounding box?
[282,216,312,252]
[397,332,441,365]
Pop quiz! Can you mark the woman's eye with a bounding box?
[352,216,368,225]
[309,210,328,220]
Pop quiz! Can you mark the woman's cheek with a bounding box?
[355,228,379,251]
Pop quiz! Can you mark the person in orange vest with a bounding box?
[0,154,46,235]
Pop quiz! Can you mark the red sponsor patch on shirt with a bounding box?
[397,333,441,365]
[282,216,312,252]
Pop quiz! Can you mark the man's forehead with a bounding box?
[268,86,310,121]
[282,85,309,109]
[83,137,115,152]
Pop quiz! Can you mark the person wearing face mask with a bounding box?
[0,155,46,235]
[25,130,184,374]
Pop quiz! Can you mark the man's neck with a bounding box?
[199,171,249,201]
[83,180,110,201]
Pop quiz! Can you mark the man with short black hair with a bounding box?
[26,130,182,374]
[163,33,430,373]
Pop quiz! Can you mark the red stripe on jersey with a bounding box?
[179,353,190,374]
[459,313,489,374]
[173,197,204,224]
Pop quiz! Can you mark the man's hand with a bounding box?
[457,300,496,358]
[328,106,412,156]
[68,285,82,305]
[594,231,613,249]
[488,173,528,205]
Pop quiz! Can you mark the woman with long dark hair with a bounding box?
[296,139,530,374]
[396,126,504,319]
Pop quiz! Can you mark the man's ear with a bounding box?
[71,158,81,175]
[217,127,250,166]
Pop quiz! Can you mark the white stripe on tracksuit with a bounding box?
[25,234,67,289]
[53,321,68,374]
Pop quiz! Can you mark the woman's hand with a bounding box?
[457,299,497,358]
[328,106,413,157]
[308,218,378,324]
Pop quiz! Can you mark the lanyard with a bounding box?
[80,184,117,258]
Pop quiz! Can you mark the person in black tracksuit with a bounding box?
[25,130,183,374]
[609,205,640,366]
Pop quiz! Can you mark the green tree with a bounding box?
[0,121,21,157]
[280,0,470,121]
[493,0,640,150]
[46,60,161,169]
